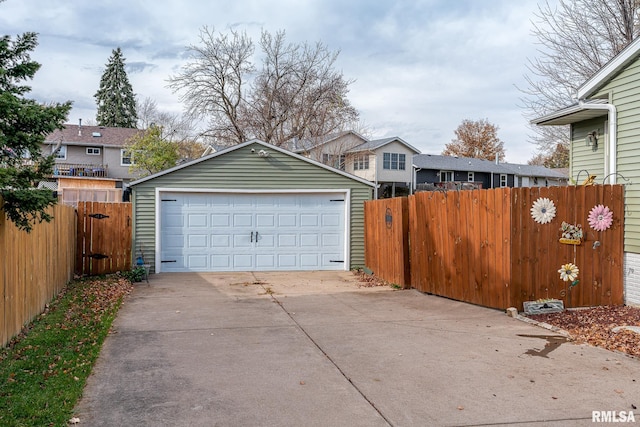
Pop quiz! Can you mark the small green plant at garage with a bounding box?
[125,265,147,282]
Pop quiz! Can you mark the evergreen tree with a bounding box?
[94,47,138,128]
[0,32,71,231]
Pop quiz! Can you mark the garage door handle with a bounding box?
[250,231,254,242]
[255,231,259,241]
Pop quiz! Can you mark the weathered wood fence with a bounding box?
[1,201,76,347]
[76,202,132,276]
[365,185,624,311]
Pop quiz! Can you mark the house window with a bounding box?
[353,154,369,170]
[382,153,406,170]
[52,145,67,160]
[440,171,454,182]
[468,172,475,182]
[121,149,134,166]
[86,147,101,155]
[322,153,345,170]
[500,174,507,188]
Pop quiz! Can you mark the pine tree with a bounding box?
[94,47,138,128]
[0,32,71,231]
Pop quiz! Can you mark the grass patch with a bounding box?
[0,275,133,426]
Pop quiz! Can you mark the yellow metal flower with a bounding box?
[558,263,579,282]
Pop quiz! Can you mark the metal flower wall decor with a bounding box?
[558,262,579,284]
[530,197,556,224]
[588,204,613,232]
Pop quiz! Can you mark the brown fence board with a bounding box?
[1,200,76,347]
[76,202,132,276]
[368,185,624,311]
[363,198,410,287]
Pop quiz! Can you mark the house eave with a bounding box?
[530,105,608,126]
[577,36,640,99]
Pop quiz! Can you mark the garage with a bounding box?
[159,191,347,272]
[128,139,374,273]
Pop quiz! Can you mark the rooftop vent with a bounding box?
[92,132,102,137]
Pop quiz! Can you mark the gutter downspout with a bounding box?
[578,101,617,184]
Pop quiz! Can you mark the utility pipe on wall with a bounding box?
[578,101,617,184]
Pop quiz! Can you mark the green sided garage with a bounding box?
[128,140,374,273]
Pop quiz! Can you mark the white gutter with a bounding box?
[578,101,617,184]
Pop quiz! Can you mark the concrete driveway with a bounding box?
[75,272,640,426]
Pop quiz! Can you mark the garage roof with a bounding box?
[128,139,375,188]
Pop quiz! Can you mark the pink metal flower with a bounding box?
[588,204,613,232]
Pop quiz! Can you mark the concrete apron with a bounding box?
[75,272,640,426]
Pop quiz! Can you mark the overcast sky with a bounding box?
[1,0,552,163]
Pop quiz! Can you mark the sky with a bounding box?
[1,0,552,163]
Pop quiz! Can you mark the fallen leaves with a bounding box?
[528,306,640,357]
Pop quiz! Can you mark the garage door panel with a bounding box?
[187,254,208,268]
[211,214,230,227]
[233,214,253,227]
[188,234,208,248]
[188,214,208,227]
[233,254,253,268]
[300,234,319,247]
[278,234,297,246]
[300,214,319,226]
[256,214,275,227]
[256,233,275,247]
[164,214,184,227]
[211,254,231,268]
[300,254,320,267]
[278,214,296,227]
[211,235,230,247]
[256,254,276,268]
[160,192,346,272]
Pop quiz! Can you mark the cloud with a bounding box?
[1,0,545,163]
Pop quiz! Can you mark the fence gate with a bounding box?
[76,202,132,275]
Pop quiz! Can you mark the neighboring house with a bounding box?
[42,123,143,205]
[413,154,516,190]
[531,35,640,305]
[500,163,568,187]
[293,131,368,168]
[128,139,375,274]
[294,131,420,198]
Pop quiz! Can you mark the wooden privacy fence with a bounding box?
[1,200,76,347]
[76,202,132,276]
[364,197,410,287]
[364,185,624,311]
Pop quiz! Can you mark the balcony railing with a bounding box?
[53,163,109,178]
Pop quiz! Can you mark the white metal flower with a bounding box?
[530,197,556,224]
[588,204,613,232]
[558,263,579,282]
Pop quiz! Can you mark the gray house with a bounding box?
[500,163,568,187]
[413,154,516,189]
[293,132,420,198]
[43,123,142,181]
[128,140,374,273]
[531,35,640,305]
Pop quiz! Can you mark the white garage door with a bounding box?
[159,192,347,272]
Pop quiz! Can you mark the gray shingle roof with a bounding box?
[45,124,143,147]
[346,137,420,154]
[412,154,514,174]
[500,163,568,179]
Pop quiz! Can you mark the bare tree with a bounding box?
[136,97,204,159]
[443,119,505,161]
[522,0,640,164]
[168,27,358,147]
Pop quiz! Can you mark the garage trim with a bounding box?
[154,187,352,272]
